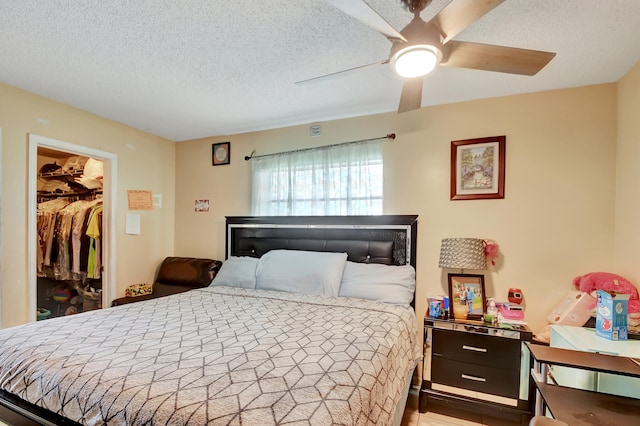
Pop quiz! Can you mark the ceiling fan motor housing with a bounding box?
[400,0,433,13]
[390,17,443,77]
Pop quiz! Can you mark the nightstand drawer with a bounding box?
[432,356,520,398]
[432,328,520,369]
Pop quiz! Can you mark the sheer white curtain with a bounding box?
[251,140,383,216]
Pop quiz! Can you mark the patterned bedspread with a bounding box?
[0,287,421,425]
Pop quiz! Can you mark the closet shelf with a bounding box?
[37,189,103,200]
[38,170,84,178]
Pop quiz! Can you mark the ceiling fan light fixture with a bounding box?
[391,44,441,78]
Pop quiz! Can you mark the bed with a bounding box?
[0,215,420,425]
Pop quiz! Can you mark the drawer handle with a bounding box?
[461,374,486,382]
[462,345,487,353]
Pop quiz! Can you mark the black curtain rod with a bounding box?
[244,133,395,161]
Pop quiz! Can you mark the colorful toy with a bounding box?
[52,286,72,303]
[499,302,525,320]
[573,272,640,314]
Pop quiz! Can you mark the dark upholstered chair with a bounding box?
[111,257,222,307]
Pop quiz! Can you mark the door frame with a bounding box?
[28,134,117,322]
[0,128,3,328]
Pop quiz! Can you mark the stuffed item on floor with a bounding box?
[36,308,51,321]
[533,324,552,344]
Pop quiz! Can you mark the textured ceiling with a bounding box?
[1,0,639,141]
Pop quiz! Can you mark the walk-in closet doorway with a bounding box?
[28,134,117,323]
[0,128,3,327]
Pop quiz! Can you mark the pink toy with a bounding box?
[573,272,640,314]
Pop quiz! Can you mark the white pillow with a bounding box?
[255,250,348,297]
[210,256,259,289]
[338,261,416,306]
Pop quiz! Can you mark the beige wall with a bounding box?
[615,62,640,278]
[1,72,632,334]
[175,84,618,333]
[0,83,176,327]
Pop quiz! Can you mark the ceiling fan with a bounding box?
[299,0,556,113]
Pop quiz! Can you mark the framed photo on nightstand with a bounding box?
[448,273,486,320]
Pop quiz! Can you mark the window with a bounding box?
[251,140,383,216]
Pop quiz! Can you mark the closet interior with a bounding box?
[36,147,104,321]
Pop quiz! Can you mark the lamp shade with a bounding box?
[438,238,486,270]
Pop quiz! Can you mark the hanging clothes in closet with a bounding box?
[85,203,103,280]
[36,198,103,281]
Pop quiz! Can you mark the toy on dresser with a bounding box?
[495,288,527,325]
[498,302,525,320]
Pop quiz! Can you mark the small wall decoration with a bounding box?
[212,142,230,166]
[195,199,209,212]
[448,273,486,320]
[127,190,153,210]
[451,136,505,200]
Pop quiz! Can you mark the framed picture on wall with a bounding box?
[450,136,505,200]
[448,273,486,320]
[212,142,231,166]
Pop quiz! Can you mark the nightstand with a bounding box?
[420,317,533,425]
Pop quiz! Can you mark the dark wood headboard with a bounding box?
[225,215,417,269]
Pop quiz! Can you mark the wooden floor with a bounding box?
[401,388,523,426]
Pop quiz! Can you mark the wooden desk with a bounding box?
[527,343,640,425]
[534,381,640,425]
[550,325,640,399]
[528,343,640,377]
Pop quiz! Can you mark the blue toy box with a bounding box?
[595,290,630,341]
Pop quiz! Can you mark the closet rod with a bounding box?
[244,133,395,161]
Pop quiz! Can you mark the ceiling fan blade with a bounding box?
[442,41,556,76]
[398,77,423,113]
[324,0,407,42]
[430,0,505,44]
[295,60,389,86]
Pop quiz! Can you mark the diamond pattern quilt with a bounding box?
[0,287,420,425]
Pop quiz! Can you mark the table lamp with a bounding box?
[438,238,487,271]
[439,238,487,320]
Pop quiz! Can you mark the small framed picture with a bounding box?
[451,136,505,200]
[212,142,230,166]
[195,199,209,212]
[448,273,486,320]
